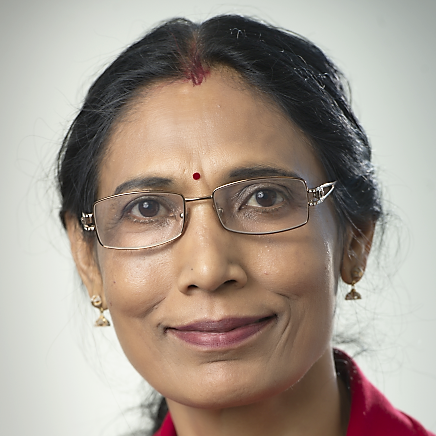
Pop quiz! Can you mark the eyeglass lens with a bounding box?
[214,178,308,234]
[93,178,309,249]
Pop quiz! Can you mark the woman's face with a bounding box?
[78,71,346,408]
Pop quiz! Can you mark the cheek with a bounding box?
[100,250,172,312]
[96,249,177,378]
[97,248,176,359]
[253,230,339,345]
[254,230,339,301]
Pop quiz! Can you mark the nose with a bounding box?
[175,200,248,295]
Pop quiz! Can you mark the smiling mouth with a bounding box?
[165,316,276,349]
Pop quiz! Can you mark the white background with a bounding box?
[1,0,435,435]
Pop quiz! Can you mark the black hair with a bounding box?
[57,15,383,434]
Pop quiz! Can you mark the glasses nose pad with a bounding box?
[214,203,227,230]
[211,196,224,222]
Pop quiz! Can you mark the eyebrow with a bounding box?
[112,165,301,195]
[228,165,301,180]
[113,177,173,195]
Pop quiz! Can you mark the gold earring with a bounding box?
[90,295,111,326]
[345,267,364,300]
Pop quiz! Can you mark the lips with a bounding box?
[166,316,275,348]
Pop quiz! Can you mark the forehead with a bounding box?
[99,71,326,198]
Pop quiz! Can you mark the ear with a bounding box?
[65,213,107,307]
[341,221,376,285]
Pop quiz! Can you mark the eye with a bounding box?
[124,196,174,221]
[246,189,284,208]
[132,199,161,218]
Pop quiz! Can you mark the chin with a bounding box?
[163,359,307,410]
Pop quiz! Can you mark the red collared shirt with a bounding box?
[154,350,435,436]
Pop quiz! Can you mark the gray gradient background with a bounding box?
[1,0,435,434]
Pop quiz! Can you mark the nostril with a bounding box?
[187,284,199,290]
[185,280,237,293]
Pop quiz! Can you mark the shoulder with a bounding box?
[334,349,435,436]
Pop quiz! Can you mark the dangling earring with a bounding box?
[345,267,364,300]
[90,295,111,326]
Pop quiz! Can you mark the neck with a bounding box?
[166,348,350,436]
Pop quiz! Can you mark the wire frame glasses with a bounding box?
[81,177,336,250]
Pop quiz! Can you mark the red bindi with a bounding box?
[192,172,201,180]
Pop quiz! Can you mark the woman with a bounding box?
[57,15,434,436]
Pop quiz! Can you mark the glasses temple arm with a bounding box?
[81,212,95,231]
[308,181,336,206]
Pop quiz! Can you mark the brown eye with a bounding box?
[136,200,160,217]
[246,189,283,208]
[254,190,276,207]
